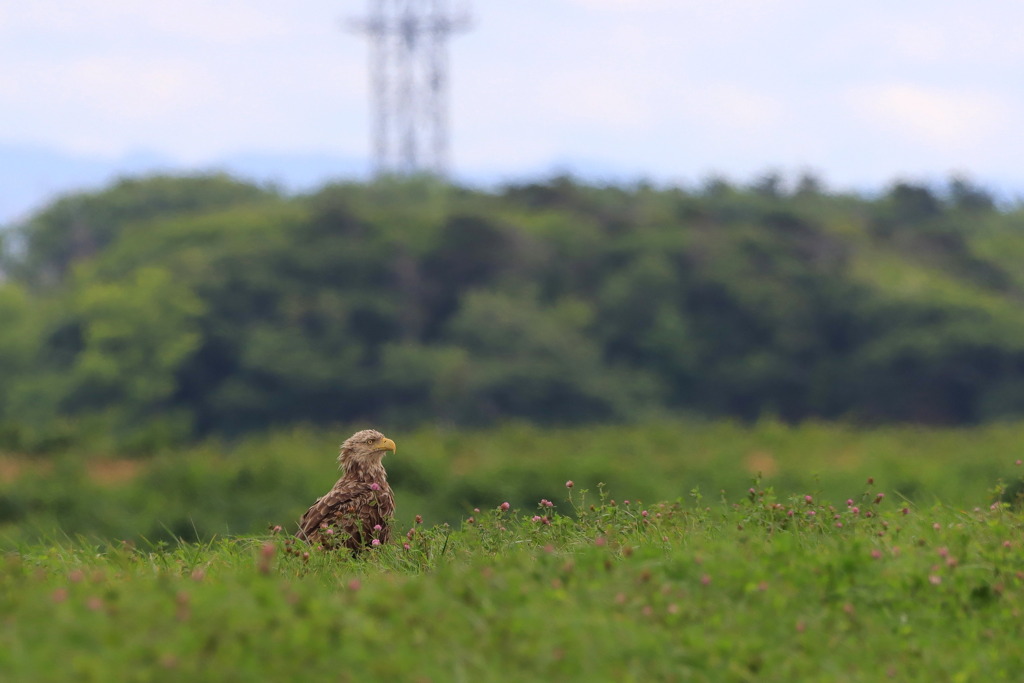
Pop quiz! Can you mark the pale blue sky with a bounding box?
[2,1,1022,198]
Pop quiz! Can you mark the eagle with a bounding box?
[296,429,397,551]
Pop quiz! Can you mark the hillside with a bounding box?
[1,173,1023,451]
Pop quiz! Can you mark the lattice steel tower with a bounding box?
[350,0,472,176]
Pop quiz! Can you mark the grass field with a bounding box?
[2,420,1024,681]
[3,481,1023,682]
[2,418,1024,544]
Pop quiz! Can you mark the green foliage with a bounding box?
[3,481,1024,681]
[3,173,1024,449]
[9,174,277,287]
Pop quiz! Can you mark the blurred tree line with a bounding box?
[1,172,1023,452]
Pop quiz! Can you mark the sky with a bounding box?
[2,0,1023,220]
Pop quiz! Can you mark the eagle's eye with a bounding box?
[365,437,375,444]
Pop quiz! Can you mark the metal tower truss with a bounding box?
[350,1,471,177]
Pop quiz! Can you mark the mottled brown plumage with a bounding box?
[296,429,396,551]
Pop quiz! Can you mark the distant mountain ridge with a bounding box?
[0,143,693,228]
[0,143,369,226]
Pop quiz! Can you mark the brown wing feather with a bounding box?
[297,480,395,551]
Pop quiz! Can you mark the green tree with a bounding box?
[439,289,658,423]
[61,266,204,449]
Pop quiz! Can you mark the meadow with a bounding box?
[3,420,1024,681]
[1,418,1023,544]
[3,481,1024,681]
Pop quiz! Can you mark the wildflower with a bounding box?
[51,588,68,603]
[851,507,860,515]
[929,575,942,585]
[403,543,411,550]
[415,515,423,524]
[500,502,510,511]
[846,499,854,507]
[807,510,816,517]
[348,579,361,591]
[532,515,543,523]
[1017,460,1022,466]
[933,523,941,531]
[566,480,574,488]
[867,477,874,485]
[258,542,275,574]
[786,509,794,517]
[595,536,607,547]
[371,539,381,547]
[902,507,909,515]
[271,525,282,534]
[473,508,480,513]
[870,549,882,559]
[874,493,885,503]
[641,510,649,518]
[373,524,383,531]
[175,591,191,621]
[835,522,843,528]
[938,547,949,558]
[369,482,381,491]
[540,499,554,508]
[325,528,335,536]
[700,574,711,586]
[1003,541,1012,549]
[804,495,813,504]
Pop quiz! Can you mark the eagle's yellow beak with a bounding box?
[377,437,397,454]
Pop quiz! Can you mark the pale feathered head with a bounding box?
[338,429,397,468]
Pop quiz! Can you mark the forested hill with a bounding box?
[1,173,1023,451]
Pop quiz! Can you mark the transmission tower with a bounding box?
[350,0,472,177]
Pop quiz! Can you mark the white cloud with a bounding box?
[567,0,675,8]
[567,0,789,12]
[537,67,660,129]
[2,1,306,45]
[845,84,1011,150]
[682,84,786,135]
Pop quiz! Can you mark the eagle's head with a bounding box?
[338,429,397,468]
